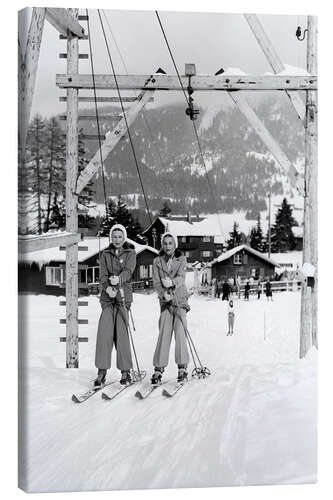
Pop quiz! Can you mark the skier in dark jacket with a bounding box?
[265,279,273,301]
[244,281,250,300]
[94,224,136,388]
[222,280,230,301]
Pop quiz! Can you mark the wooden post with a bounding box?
[65,8,79,368]
[300,16,317,358]
[268,188,271,259]
[307,17,318,349]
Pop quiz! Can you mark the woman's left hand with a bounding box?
[162,277,173,288]
[109,275,120,286]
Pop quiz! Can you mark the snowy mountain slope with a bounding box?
[19,291,316,492]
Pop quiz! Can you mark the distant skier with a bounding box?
[244,281,250,300]
[265,279,273,301]
[94,224,136,388]
[150,232,190,386]
[222,280,230,301]
[256,281,262,300]
[216,279,222,299]
[227,300,235,336]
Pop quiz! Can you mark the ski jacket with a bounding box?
[99,242,136,306]
[153,250,189,310]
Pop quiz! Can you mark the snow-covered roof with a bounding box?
[267,252,302,268]
[142,198,304,243]
[144,216,224,238]
[18,236,158,267]
[209,244,280,268]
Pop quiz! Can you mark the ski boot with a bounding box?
[151,367,163,386]
[94,372,106,388]
[120,370,132,385]
[177,366,188,383]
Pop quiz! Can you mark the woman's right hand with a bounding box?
[106,286,117,298]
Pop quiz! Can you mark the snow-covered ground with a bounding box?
[18,290,317,493]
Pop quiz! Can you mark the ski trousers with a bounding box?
[95,302,133,371]
[153,305,190,369]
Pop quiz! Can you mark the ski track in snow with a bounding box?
[18,291,317,492]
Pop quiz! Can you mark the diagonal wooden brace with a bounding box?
[18,8,46,154]
[75,75,156,195]
[244,13,306,125]
[228,91,303,193]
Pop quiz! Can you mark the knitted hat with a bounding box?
[110,224,127,241]
[161,231,178,249]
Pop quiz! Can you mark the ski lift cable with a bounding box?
[86,9,110,228]
[97,9,153,224]
[155,11,224,237]
[101,10,175,200]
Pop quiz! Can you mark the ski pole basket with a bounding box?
[131,369,147,382]
[192,367,211,379]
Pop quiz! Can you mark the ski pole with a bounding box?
[129,308,136,332]
[119,288,145,381]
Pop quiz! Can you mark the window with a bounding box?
[80,268,87,284]
[87,266,99,284]
[203,236,211,242]
[140,265,150,279]
[45,266,63,286]
[202,250,212,258]
[233,254,242,265]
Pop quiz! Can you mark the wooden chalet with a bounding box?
[18,236,159,295]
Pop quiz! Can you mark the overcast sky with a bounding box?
[18,8,308,118]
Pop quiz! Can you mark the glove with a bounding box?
[162,277,173,288]
[109,275,120,286]
[163,291,173,302]
[106,286,117,298]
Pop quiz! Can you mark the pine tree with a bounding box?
[25,114,48,233]
[78,130,96,209]
[159,200,172,217]
[114,196,144,243]
[99,199,117,236]
[249,214,265,252]
[49,197,66,229]
[44,117,66,231]
[226,222,243,250]
[270,198,298,252]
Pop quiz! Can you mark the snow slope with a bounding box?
[18,291,317,492]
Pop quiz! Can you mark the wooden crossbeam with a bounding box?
[45,8,85,37]
[59,245,88,251]
[18,231,81,253]
[75,74,157,195]
[228,92,301,189]
[60,337,88,342]
[59,53,89,59]
[56,74,317,91]
[62,133,117,140]
[18,8,46,154]
[59,301,88,306]
[59,114,122,121]
[59,96,154,103]
[59,34,88,40]
[244,14,306,124]
[60,319,88,324]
